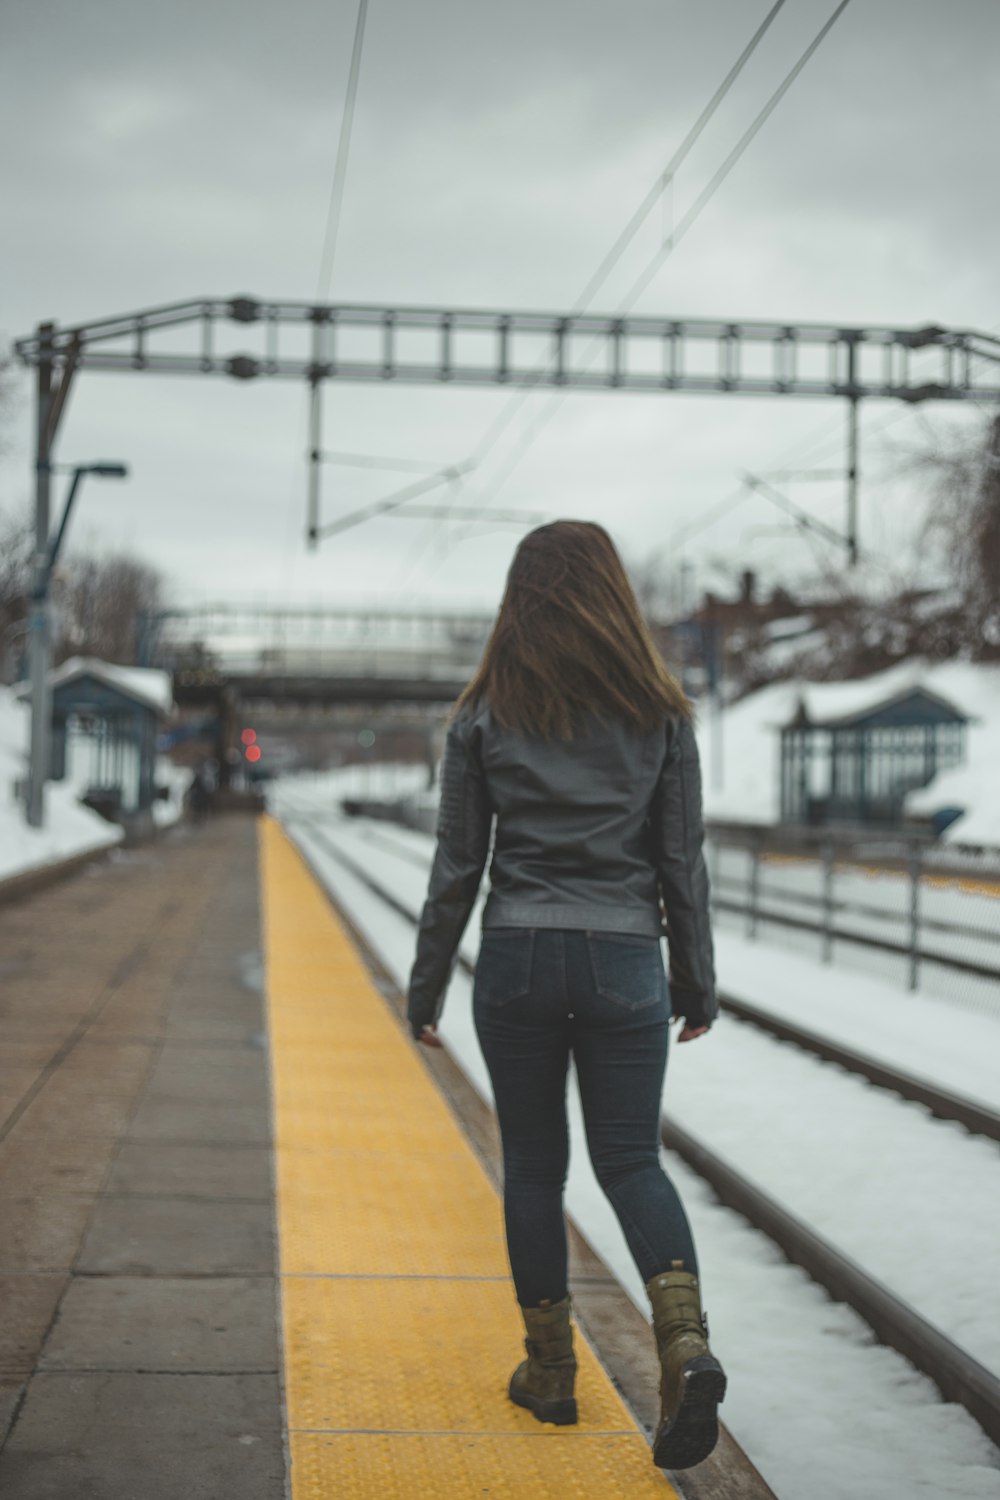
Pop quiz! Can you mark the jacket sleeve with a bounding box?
[406,713,493,1038]
[651,715,718,1030]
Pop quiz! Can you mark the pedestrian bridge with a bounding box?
[153,605,496,706]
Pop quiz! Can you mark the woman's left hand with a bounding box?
[417,1024,443,1049]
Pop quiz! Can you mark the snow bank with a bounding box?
[0,686,123,883]
[152,758,192,828]
[905,663,1000,847]
[696,679,797,825]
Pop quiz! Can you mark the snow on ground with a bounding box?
[151,758,192,828]
[711,844,1000,1019]
[292,803,1000,1105]
[0,686,122,882]
[907,663,1000,849]
[297,808,1000,1371]
[714,927,1000,1109]
[276,763,432,805]
[270,790,1000,1500]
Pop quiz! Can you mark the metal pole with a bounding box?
[707,621,724,793]
[306,376,322,549]
[908,842,922,992]
[821,840,835,964]
[846,391,860,566]
[26,323,55,828]
[747,835,760,940]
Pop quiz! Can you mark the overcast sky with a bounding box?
[3,0,999,616]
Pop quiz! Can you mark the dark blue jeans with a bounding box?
[473,927,698,1308]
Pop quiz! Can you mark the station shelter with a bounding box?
[778,681,968,827]
[37,657,173,819]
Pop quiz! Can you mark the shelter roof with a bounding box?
[16,657,174,716]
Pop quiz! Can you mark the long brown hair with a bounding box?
[453,520,691,739]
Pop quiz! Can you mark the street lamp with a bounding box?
[25,461,129,828]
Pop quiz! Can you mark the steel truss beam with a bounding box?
[15,296,1000,402]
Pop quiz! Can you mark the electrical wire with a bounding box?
[314,463,471,540]
[463,0,791,473]
[575,0,791,315]
[477,0,856,508]
[315,0,369,303]
[619,0,853,314]
[323,0,854,550]
[320,450,448,474]
[337,0,792,552]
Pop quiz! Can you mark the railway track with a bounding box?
[280,809,1000,1454]
[321,814,1000,1143]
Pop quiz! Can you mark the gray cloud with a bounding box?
[3,0,998,609]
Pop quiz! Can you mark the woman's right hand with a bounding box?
[676,1023,708,1043]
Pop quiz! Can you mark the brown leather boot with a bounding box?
[508,1296,578,1425]
[646,1263,726,1469]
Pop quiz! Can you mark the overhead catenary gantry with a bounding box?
[16,293,1000,565]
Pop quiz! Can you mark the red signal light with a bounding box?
[245,744,262,764]
[241,728,257,746]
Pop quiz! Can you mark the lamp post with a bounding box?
[25,462,129,828]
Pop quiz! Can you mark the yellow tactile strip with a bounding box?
[260,817,676,1497]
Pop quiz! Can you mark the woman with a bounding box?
[406,520,725,1471]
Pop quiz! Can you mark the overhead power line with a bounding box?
[479,0,855,508]
[319,0,855,548]
[314,463,473,540]
[620,0,853,312]
[465,0,790,473]
[320,450,448,474]
[331,0,790,544]
[316,0,369,304]
[572,0,789,316]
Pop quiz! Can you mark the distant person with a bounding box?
[187,762,213,824]
[406,521,724,1470]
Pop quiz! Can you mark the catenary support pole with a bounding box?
[846,392,860,566]
[307,375,322,550]
[27,323,55,828]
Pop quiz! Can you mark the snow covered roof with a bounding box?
[16,657,174,716]
[778,664,969,729]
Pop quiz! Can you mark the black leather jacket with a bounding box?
[406,702,717,1035]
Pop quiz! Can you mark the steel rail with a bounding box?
[324,814,1000,1139]
[282,813,1000,1450]
[717,991,1000,1141]
[659,1114,1000,1449]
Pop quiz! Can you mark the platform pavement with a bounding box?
[0,815,284,1499]
[0,813,770,1500]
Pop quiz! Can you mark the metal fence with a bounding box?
[707,824,1000,1009]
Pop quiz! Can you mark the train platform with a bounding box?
[0,815,771,1499]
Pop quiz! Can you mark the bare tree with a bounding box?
[910,413,1000,656]
[55,552,165,666]
[0,509,33,681]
